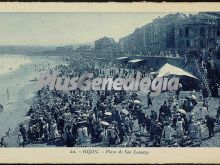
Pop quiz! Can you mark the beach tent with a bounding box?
[128,59,144,63]
[157,63,197,79]
[116,57,128,60]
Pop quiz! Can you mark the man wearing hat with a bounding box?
[147,92,153,107]
[154,122,163,146]
[19,124,27,143]
[150,110,157,121]
[206,115,216,138]
[118,123,126,144]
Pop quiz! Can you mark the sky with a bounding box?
[0,12,170,46]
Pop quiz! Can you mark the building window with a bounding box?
[179,29,183,37]
[190,40,194,47]
[186,40,190,48]
[200,27,206,36]
[217,26,220,36]
[185,27,189,37]
[200,39,206,48]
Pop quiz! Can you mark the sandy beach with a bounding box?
[0,55,63,146]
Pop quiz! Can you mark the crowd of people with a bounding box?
[12,54,220,148]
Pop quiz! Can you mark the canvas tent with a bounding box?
[116,57,128,60]
[128,59,144,63]
[157,63,197,79]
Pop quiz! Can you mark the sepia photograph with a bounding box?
[0,3,220,164]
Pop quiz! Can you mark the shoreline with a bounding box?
[0,55,63,146]
[0,55,31,76]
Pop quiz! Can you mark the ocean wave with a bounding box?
[0,55,32,76]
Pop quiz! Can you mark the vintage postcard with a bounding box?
[0,2,220,164]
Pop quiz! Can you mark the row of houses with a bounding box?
[94,12,220,58]
[118,12,220,56]
[94,37,117,58]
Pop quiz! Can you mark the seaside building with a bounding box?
[76,45,92,52]
[94,37,117,58]
[174,13,220,53]
[55,46,73,52]
[118,12,220,57]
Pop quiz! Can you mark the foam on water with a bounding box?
[0,55,32,76]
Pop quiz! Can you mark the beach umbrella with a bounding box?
[74,110,81,113]
[150,71,158,75]
[78,120,87,124]
[104,112,112,116]
[191,95,197,100]
[101,121,110,126]
[134,100,141,104]
[122,100,128,104]
[77,121,87,127]
[121,109,129,115]
[82,113,87,117]
[178,109,187,114]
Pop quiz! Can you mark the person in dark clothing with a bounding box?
[39,120,44,139]
[159,101,168,119]
[19,124,27,143]
[176,90,180,100]
[216,106,220,123]
[145,115,151,133]
[149,120,156,141]
[66,131,76,147]
[71,121,78,140]
[57,117,65,138]
[153,123,163,146]
[206,115,216,138]
[158,113,165,125]
[172,115,178,128]
[27,106,34,116]
[118,124,126,144]
[90,125,97,143]
[150,110,157,121]
[202,86,209,99]
[147,93,153,107]
[87,113,94,136]
[137,110,145,131]
[182,115,189,133]
[159,105,165,118]
[211,83,219,97]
